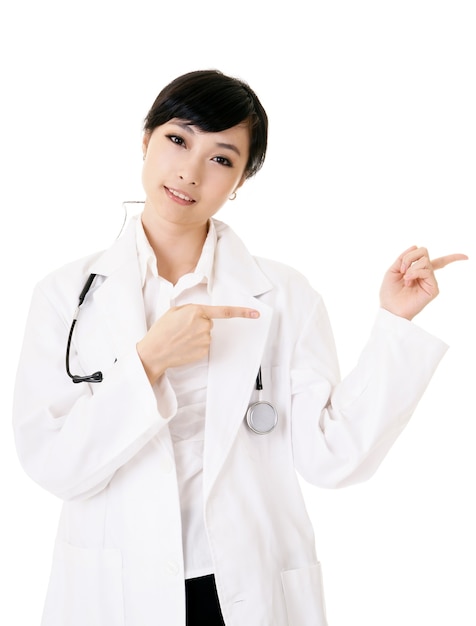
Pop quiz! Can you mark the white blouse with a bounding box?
[136,218,217,579]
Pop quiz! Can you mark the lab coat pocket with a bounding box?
[41,540,124,626]
[281,563,328,626]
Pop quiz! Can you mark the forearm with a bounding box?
[14,330,177,500]
[291,308,448,488]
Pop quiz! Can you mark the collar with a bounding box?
[89,215,272,299]
[135,217,217,294]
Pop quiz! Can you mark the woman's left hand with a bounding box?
[379,246,468,320]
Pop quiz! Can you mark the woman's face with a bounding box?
[141,118,250,232]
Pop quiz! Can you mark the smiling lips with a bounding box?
[165,186,195,205]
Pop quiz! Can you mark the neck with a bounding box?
[141,216,209,285]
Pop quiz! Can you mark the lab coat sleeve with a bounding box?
[12,282,177,501]
[290,295,448,488]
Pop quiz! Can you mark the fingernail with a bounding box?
[250,310,260,318]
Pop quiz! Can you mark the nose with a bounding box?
[179,174,196,185]
[178,156,201,186]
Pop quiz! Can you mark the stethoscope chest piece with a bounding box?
[246,367,278,435]
[246,401,278,435]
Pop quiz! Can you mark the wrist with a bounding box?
[136,339,167,385]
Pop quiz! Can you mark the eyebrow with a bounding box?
[175,121,242,157]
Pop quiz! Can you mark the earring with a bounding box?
[229,192,237,201]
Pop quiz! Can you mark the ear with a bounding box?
[142,131,151,159]
[235,172,247,191]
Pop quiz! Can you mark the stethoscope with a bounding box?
[66,273,279,434]
[65,273,103,384]
[245,368,279,435]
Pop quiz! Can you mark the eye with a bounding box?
[166,134,185,146]
[213,156,232,167]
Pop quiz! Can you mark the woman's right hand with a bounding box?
[136,304,260,384]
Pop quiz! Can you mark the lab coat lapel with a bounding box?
[87,219,147,363]
[83,216,275,497]
[203,220,273,498]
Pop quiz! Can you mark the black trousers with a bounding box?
[185,575,226,626]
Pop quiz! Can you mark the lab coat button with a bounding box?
[165,560,180,576]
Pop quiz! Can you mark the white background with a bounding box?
[1,1,475,624]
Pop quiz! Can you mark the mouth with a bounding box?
[165,186,195,205]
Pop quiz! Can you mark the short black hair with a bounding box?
[143,69,268,179]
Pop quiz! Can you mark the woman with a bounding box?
[13,69,467,626]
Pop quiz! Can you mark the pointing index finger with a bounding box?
[201,305,260,319]
[431,253,469,271]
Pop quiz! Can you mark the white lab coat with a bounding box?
[13,216,447,626]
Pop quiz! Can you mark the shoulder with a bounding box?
[34,217,137,305]
[254,255,312,290]
[253,255,326,320]
[214,218,324,307]
[30,250,106,323]
[37,250,105,295]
